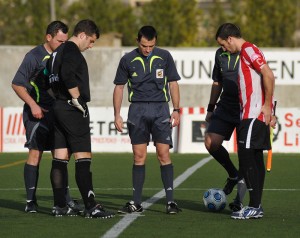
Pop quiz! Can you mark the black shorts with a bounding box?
[23,105,54,151]
[127,102,173,148]
[53,100,91,153]
[237,118,271,150]
[206,114,239,141]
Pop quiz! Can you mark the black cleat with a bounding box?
[67,199,84,214]
[25,201,38,213]
[166,201,182,214]
[52,206,69,217]
[118,201,143,214]
[84,204,115,219]
[223,177,238,195]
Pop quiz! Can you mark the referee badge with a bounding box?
[156,69,164,78]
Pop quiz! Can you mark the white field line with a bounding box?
[0,188,299,191]
[101,156,213,238]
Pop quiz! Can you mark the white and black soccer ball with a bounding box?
[203,188,226,212]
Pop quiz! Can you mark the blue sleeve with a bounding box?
[12,52,38,90]
[166,51,181,82]
[114,57,129,85]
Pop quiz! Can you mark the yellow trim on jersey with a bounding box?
[30,81,40,103]
[131,57,145,72]
[150,56,163,72]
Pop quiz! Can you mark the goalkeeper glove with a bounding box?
[68,97,88,117]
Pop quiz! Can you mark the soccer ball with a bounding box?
[203,188,227,212]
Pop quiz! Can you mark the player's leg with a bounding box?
[23,109,49,213]
[255,149,265,205]
[156,143,173,200]
[73,152,94,209]
[205,117,239,195]
[50,148,69,216]
[236,119,262,209]
[54,148,83,214]
[156,143,181,214]
[72,151,114,218]
[24,149,42,213]
[152,102,181,214]
[205,132,238,179]
[118,103,148,214]
[231,119,267,219]
[118,144,147,214]
[231,146,263,219]
[132,144,147,205]
[229,173,247,211]
[253,120,270,207]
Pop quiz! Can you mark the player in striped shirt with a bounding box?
[215,23,276,219]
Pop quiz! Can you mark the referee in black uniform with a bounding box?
[205,47,246,211]
[113,25,181,214]
[46,19,114,218]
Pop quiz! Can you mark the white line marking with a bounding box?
[0,188,299,191]
[101,156,213,238]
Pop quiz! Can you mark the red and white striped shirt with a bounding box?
[238,42,267,122]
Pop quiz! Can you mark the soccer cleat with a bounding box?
[67,199,84,214]
[52,206,69,217]
[166,201,182,214]
[25,201,38,213]
[84,204,115,219]
[229,199,243,212]
[52,204,80,217]
[118,201,143,214]
[231,205,264,219]
[223,177,239,195]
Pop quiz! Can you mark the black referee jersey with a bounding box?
[212,47,240,123]
[47,41,90,102]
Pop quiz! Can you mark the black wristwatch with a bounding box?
[173,108,180,113]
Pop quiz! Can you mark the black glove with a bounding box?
[68,97,88,117]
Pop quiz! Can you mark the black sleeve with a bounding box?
[212,49,222,83]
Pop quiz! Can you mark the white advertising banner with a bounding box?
[168,49,300,85]
[0,107,177,153]
[0,107,298,153]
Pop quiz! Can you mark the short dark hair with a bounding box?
[46,21,68,37]
[73,19,100,39]
[137,25,157,42]
[215,23,241,40]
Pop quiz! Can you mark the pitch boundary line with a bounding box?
[101,156,213,238]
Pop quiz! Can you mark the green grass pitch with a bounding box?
[0,152,299,238]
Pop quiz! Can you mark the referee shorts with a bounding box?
[53,100,91,153]
[127,102,173,148]
[237,118,271,150]
[23,105,54,151]
[206,114,239,141]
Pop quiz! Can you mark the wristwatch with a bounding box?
[173,108,180,113]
